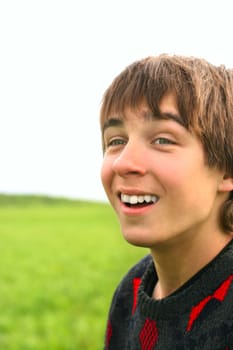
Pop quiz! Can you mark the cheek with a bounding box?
[100,157,113,192]
[154,159,202,202]
[155,161,186,189]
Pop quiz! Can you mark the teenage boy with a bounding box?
[100,54,233,349]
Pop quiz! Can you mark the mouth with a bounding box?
[120,193,159,208]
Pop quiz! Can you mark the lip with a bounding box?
[117,189,158,216]
[117,187,157,196]
[118,199,157,216]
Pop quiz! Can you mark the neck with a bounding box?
[151,232,233,300]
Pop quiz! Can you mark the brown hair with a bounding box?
[100,54,233,232]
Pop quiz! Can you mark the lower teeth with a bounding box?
[127,202,153,207]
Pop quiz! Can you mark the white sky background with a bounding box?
[0,0,233,202]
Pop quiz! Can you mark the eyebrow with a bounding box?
[102,118,124,133]
[143,109,186,128]
[102,112,185,133]
[158,112,186,128]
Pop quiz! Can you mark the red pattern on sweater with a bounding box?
[187,275,233,331]
[105,320,112,349]
[132,278,141,315]
[139,318,158,350]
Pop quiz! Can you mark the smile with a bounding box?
[120,193,159,206]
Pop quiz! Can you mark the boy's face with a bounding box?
[101,93,228,249]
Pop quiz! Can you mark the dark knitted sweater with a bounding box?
[104,240,233,349]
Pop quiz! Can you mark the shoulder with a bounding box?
[114,254,152,296]
[120,254,152,286]
[104,256,152,349]
[108,254,152,318]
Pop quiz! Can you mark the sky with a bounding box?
[0,0,233,202]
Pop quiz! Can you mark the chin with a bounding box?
[122,228,157,248]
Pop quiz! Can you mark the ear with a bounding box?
[218,174,233,193]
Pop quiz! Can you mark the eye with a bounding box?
[154,137,175,145]
[107,138,126,147]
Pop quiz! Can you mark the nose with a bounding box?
[112,141,147,177]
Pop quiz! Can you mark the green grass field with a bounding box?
[0,194,147,349]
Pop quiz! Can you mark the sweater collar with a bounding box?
[138,239,233,319]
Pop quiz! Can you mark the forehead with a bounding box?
[102,94,185,132]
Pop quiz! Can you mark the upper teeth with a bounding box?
[121,194,158,204]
